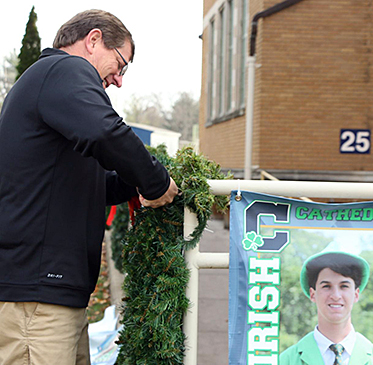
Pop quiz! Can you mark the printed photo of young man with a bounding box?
[280,249,373,365]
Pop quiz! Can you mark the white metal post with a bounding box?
[207,179,373,199]
[183,207,230,365]
[183,208,199,365]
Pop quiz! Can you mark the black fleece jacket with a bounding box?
[0,48,170,307]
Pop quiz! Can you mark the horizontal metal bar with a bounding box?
[207,179,373,199]
[196,252,229,269]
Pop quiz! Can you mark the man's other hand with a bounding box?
[139,177,179,208]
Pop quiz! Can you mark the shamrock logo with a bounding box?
[242,231,264,252]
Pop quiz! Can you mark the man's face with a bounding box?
[309,268,359,327]
[91,39,132,89]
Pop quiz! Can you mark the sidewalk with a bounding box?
[105,217,230,364]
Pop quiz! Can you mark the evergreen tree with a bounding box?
[16,6,41,80]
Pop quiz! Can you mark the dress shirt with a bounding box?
[313,325,356,365]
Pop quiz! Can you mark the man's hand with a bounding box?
[139,177,179,208]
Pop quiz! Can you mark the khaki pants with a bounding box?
[0,302,90,365]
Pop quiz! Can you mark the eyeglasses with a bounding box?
[114,47,128,76]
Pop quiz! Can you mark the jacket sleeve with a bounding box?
[37,56,170,200]
[105,171,138,206]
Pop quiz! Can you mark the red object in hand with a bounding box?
[128,195,141,225]
[106,206,117,227]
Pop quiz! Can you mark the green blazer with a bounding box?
[280,331,373,365]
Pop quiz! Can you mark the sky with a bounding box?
[0,0,204,112]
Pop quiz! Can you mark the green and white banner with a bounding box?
[229,191,373,365]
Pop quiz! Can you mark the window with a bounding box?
[205,0,248,124]
[208,19,216,120]
[239,0,248,107]
[218,5,226,115]
[226,0,235,112]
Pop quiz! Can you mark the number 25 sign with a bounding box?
[340,129,371,154]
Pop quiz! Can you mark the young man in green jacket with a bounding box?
[280,250,373,365]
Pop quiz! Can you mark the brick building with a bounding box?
[199,0,373,182]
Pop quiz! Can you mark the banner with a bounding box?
[229,191,373,365]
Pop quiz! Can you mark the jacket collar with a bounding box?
[39,48,69,59]
[297,332,372,365]
[298,332,324,364]
[349,333,373,364]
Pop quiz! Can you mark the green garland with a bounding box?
[116,146,232,364]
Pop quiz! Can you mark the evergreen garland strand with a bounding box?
[116,146,232,364]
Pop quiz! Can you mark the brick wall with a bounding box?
[199,0,373,178]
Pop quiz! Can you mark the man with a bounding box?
[0,9,178,365]
[280,249,373,365]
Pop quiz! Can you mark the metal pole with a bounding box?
[244,56,256,180]
[197,252,229,269]
[183,208,199,365]
[183,210,230,365]
[207,179,373,199]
